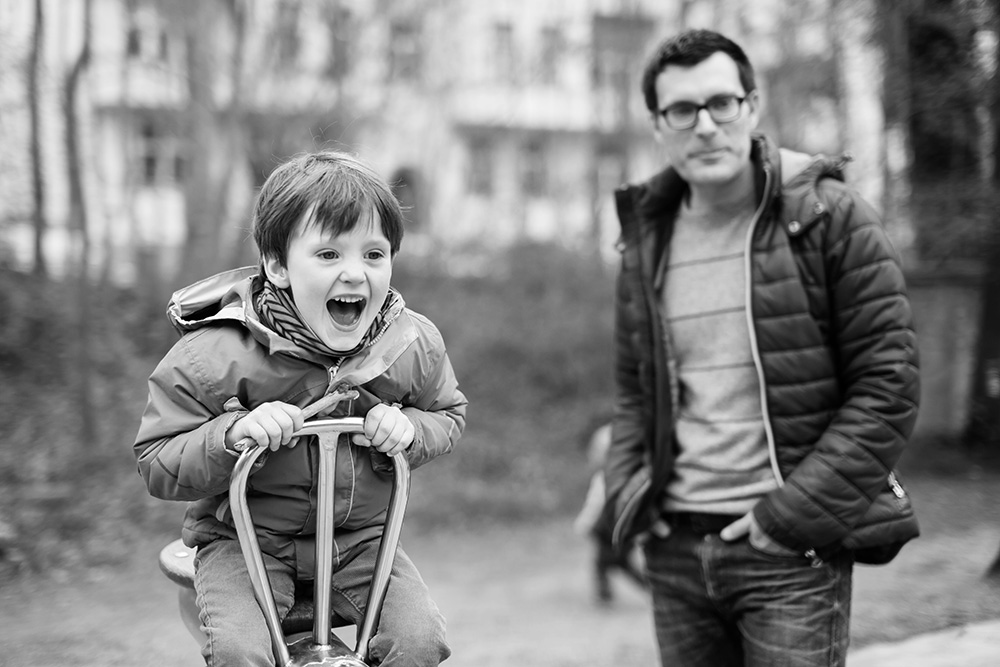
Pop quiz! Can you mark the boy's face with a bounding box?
[264,210,393,353]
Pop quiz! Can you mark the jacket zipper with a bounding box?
[743,161,782,487]
[888,471,905,499]
[743,161,823,566]
[325,362,357,528]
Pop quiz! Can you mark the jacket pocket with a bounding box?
[611,465,652,553]
[841,471,919,565]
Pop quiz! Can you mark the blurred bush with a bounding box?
[911,178,1000,264]
[391,242,616,528]
[0,242,617,574]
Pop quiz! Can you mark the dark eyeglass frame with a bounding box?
[656,94,749,131]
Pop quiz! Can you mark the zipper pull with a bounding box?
[888,472,905,499]
[805,548,823,568]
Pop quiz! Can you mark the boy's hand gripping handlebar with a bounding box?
[229,398,411,667]
[230,389,359,453]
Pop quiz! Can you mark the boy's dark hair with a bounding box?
[640,29,757,113]
[253,150,404,265]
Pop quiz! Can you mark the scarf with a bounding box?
[255,278,404,361]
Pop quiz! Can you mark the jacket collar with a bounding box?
[166,266,418,380]
[777,148,851,238]
[628,133,775,221]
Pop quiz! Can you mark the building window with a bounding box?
[323,5,352,80]
[521,141,548,197]
[494,22,516,83]
[126,27,141,58]
[593,51,631,128]
[136,120,184,187]
[275,0,301,69]
[467,138,493,196]
[140,124,158,184]
[158,30,170,61]
[390,20,421,81]
[538,26,564,85]
[391,167,421,230]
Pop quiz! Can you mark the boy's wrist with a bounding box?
[222,412,249,454]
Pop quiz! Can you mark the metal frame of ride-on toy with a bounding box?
[159,416,411,667]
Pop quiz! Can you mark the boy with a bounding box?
[134,150,467,666]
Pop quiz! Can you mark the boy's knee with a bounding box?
[370,611,450,666]
[203,631,274,667]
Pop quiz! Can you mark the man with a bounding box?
[604,29,920,667]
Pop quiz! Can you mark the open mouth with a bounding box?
[327,296,366,328]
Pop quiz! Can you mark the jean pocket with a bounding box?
[747,531,802,561]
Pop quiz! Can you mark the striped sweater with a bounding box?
[660,202,778,516]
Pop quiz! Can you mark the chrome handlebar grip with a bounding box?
[229,417,411,666]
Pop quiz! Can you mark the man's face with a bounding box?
[265,210,393,352]
[652,51,759,188]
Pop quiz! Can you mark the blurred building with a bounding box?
[8,0,976,440]
[0,0,849,283]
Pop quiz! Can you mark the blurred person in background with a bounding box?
[603,29,920,667]
[573,420,647,605]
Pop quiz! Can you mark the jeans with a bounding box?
[194,538,449,666]
[643,520,853,667]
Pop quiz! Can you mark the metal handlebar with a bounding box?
[229,417,411,667]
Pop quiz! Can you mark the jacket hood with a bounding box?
[774,141,852,238]
[167,266,258,334]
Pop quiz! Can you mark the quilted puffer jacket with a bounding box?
[134,267,467,578]
[605,134,920,564]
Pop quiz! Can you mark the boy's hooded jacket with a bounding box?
[606,134,920,564]
[134,267,467,579]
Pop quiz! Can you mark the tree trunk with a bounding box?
[963,2,1000,454]
[879,0,915,262]
[972,0,1000,580]
[176,0,246,286]
[28,0,46,277]
[64,0,96,447]
[177,1,225,285]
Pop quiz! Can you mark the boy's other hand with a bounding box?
[226,402,305,452]
[353,403,414,457]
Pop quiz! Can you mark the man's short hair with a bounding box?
[640,29,757,113]
[253,150,404,265]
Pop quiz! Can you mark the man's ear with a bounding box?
[651,114,669,147]
[745,89,761,131]
[263,255,291,288]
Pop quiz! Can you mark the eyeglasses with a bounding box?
[657,94,748,130]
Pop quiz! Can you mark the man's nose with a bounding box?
[693,108,719,134]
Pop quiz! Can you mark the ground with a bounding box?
[3,520,657,667]
[4,486,1000,667]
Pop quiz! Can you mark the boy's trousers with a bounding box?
[194,537,449,666]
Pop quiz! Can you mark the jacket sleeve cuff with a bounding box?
[220,397,250,457]
[753,498,809,553]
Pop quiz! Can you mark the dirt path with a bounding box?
[1,519,656,667]
[4,515,1000,666]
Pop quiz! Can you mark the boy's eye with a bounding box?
[318,250,339,260]
[366,250,387,260]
